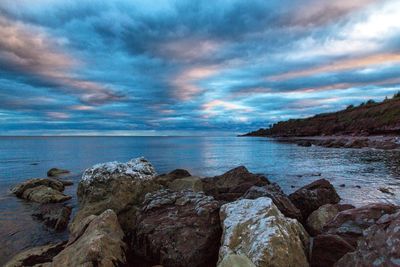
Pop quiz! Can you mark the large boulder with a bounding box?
[52,209,126,267]
[202,166,270,202]
[310,234,355,267]
[335,211,400,267]
[155,169,192,186]
[323,203,398,247]
[132,189,221,267]
[241,183,302,221]
[4,242,66,267]
[289,179,340,219]
[70,157,160,234]
[32,203,72,231]
[306,204,354,236]
[218,197,309,267]
[168,176,204,192]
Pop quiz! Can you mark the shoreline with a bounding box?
[3,158,400,267]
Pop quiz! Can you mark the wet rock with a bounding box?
[33,204,72,231]
[132,189,221,267]
[339,184,345,187]
[21,185,71,203]
[11,178,65,197]
[167,176,204,192]
[307,204,354,236]
[335,211,400,267]
[323,203,399,247]
[297,140,312,147]
[310,234,355,267]
[344,138,369,149]
[4,242,66,267]
[58,179,73,186]
[47,168,70,177]
[218,197,309,267]
[52,209,127,267]
[378,187,395,195]
[202,166,270,202]
[289,179,340,219]
[155,169,191,186]
[70,157,160,234]
[241,183,302,221]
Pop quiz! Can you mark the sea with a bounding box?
[0,136,399,264]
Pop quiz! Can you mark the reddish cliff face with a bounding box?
[243,95,400,137]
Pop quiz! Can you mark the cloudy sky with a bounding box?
[1,0,400,135]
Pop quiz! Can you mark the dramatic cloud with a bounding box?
[0,0,399,135]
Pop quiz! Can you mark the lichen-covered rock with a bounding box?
[11,178,65,197]
[21,185,71,203]
[310,234,355,267]
[4,242,66,267]
[168,176,204,192]
[323,203,398,247]
[202,166,270,202]
[219,197,309,267]
[241,183,302,221]
[289,179,340,219]
[307,204,354,236]
[52,209,126,267]
[70,157,160,234]
[47,168,70,177]
[132,189,221,267]
[32,204,72,231]
[335,211,400,267]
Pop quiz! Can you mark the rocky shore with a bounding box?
[5,157,400,267]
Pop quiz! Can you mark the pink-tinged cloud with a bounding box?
[171,66,219,100]
[0,16,122,105]
[46,112,70,120]
[269,53,400,81]
[202,100,253,118]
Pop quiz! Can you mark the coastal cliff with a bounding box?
[243,93,400,137]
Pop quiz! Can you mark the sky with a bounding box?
[1,0,400,136]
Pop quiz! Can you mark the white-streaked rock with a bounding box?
[219,197,310,267]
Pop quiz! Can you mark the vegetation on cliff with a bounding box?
[243,92,400,137]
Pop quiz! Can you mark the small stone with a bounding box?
[47,168,70,177]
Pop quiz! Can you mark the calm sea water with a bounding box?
[0,136,400,264]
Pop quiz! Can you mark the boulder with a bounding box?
[241,183,302,221]
[335,211,400,267]
[4,242,66,267]
[52,209,126,267]
[307,204,354,236]
[21,185,71,203]
[310,234,355,267]
[218,197,309,267]
[70,157,160,234]
[132,189,221,267]
[47,168,70,177]
[323,203,398,247]
[167,176,203,192]
[155,169,192,186]
[11,178,65,197]
[202,166,270,202]
[289,179,340,219]
[32,204,72,231]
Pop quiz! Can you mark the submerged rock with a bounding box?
[202,166,270,202]
[21,185,71,203]
[4,242,66,267]
[70,157,160,234]
[335,211,400,267]
[47,168,70,177]
[218,197,309,267]
[306,204,354,236]
[11,178,65,197]
[241,183,302,221]
[289,179,340,219]
[33,203,72,231]
[132,189,221,267]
